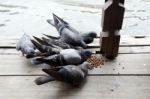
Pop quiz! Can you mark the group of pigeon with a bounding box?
[16,13,98,86]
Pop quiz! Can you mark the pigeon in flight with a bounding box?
[35,62,89,86]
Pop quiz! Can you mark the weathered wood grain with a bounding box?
[1,46,150,56]
[0,54,150,75]
[92,46,150,54]
[0,76,150,99]
[90,37,150,47]
[1,37,150,48]
[0,54,46,75]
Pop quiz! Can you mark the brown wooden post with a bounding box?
[100,0,125,59]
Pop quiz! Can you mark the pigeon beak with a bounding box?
[31,39,45,52]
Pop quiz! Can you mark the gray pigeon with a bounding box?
[35,62,89,86]
[47,14,97,45]
[33,36,63,50]
[33,36,82,51]
[80,32,97,44]
[16,33,35,57]
[31,39,60,56]
[36,49,92,66]
[42,35,83,50]
[49,13,87,48]
[41,36,73,49]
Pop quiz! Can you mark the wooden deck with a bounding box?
[1,36,150,99]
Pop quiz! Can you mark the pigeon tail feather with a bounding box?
[35,75,55,85]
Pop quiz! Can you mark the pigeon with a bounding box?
[33,36,63,50]
[33,35,78,50]
[41,36,73,49]
[47,14,97,45]
[31,39,60,56]
[42,35,83,50]
[48,13,88,48]
[35,62,89,86]
[80,32,97,44]
[16,33,35,57]
[36,49,92,66]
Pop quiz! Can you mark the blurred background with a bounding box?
[0,0,150,39]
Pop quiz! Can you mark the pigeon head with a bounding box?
[83,37,93,44]
[82,32,97,44]
[80,50,92,60]
[88,32,97,38]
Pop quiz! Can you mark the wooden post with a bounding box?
[100,0,125,59]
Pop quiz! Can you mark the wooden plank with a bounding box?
[0,76,150,99]
[1,37,150,48]
[1,46,150,55]
[0,39,17,48]
[118,46,150,54]
[0,49,19,55]
[1,54,150,75]
[0,54,47,75]
[90,37,150,47]
[91,46,150,54]
[90,54,150,74]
